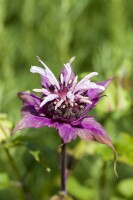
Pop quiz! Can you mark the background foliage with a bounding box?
[0,0,133,199]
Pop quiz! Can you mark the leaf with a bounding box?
[95,82,116,113]
[0,173,10,190]
[0,113,13,142]
[110,197,126,200]
[115,132,133,166]
[29,150,40,162]
[68,140,97,159]
[67,177,94,200]
[96,81,131,114]
[29,150,51,172]
[117,179,133,198]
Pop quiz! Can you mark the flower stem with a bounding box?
[60,140,67,195]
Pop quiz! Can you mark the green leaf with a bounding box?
[69,140,97,159]
[67,177,94,200]
[29,150,40,162]
[110,197,126,200]
[0,113,13,142]
[29,150,51,172]
[117,179,133,198]
[116,84,131,111]
[96,82,116,113]
[0,173,10,190]
[115,132,133,166]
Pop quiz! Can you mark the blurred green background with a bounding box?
[0,0,133,199]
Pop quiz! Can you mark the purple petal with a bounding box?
[77,117,117,176]
[41,76,52,88]
[83,96,105,114]
[80,117,114,146]
[13,114,54,133]
[18,92,41,106]
[18,92,41,115]
[87,78,113,100]
[57,123,77,143]
[13,113,77,144]
[71,116,87,126]
[97,78,113,88]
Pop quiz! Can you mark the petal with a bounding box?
[30,66,45,76]
[13,114,77,144]
[70,75,78,92]
[21,105,38,116]
[67,91,75,102]
[30,66,50,88]
[57,123,77,143]
[83,96,103,113]
[13,114,53,133]
[76,72,98,87]
[73,72,98,93]
[33,88,50,96]
[55,99,64,110]
[77,117,117,176]
[36,56,60,89]
[71,116,88,126]
[30,66,57,88]
[18,92,41,106]
[74,81,105,94]
[88,78,113,100]
[40,94,58,107]
[18,92,41,115]
[97,78,113,88]
[60,62,75,86]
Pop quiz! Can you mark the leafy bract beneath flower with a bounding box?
[13,57,117,176]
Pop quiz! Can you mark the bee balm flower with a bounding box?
[13,57,117,175]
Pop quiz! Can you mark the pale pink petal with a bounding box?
[30,66,45,76]
[64,63,72,86]
[67,91,75,102]
[70,75,78,92]
[33,88,50,95]
[75,72,98,89]
[60,73,64,84]
[60,62,75,86]
[40,94,58,107]
[37,56,60,89]
[74,81,105,94]
[55,99,64,110]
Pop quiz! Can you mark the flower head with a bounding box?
[13,57,117,176]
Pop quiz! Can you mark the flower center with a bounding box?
[44,100,86,123]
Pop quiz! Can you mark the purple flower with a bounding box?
[13,57,117,175]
